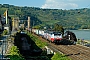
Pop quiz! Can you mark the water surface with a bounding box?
[67,30,90,41]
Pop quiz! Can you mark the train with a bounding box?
[31,29,77,45]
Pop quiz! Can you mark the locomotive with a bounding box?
[44,31,62,43]
[32,29,77,45]
[61,31,77,45]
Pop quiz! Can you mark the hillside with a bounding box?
[0,4,90,29]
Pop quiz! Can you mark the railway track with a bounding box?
[32,33,90,60]
[54,45,90,60]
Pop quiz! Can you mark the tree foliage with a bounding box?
[3,29,8,35]
[51,53,71,60]
[54,24,64,35]
[0,4,90,29]
[7,46,25,60]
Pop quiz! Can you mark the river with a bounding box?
[67,30,90,41]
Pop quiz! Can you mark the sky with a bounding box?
[0,0,90,10]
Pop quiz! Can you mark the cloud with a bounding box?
[41,0,78,9]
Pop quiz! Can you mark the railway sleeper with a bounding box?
[65,52,80,56]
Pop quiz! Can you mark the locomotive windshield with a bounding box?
[53,32,61,36]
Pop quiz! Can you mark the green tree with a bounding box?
[7,46,25,60]
[51,53,71,60]
[1,4,90,30]
[54,24,64,35]
[3,29,8,35]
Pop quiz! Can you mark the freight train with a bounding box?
[31,29,77,45]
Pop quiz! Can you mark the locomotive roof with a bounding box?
[44,30,62,34]
[53,31,61,34]
[48,31,62,34]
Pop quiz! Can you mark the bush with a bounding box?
[7,46,25,60]
[28,33,47,49]
[9,46,20,56]
[51,53,71,60]
[3,29,8,35]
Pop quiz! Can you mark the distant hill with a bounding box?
[0,4,90,29]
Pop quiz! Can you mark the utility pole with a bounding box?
[16,18,19,30]
[12,18,15,31]
[28,17,30,30]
